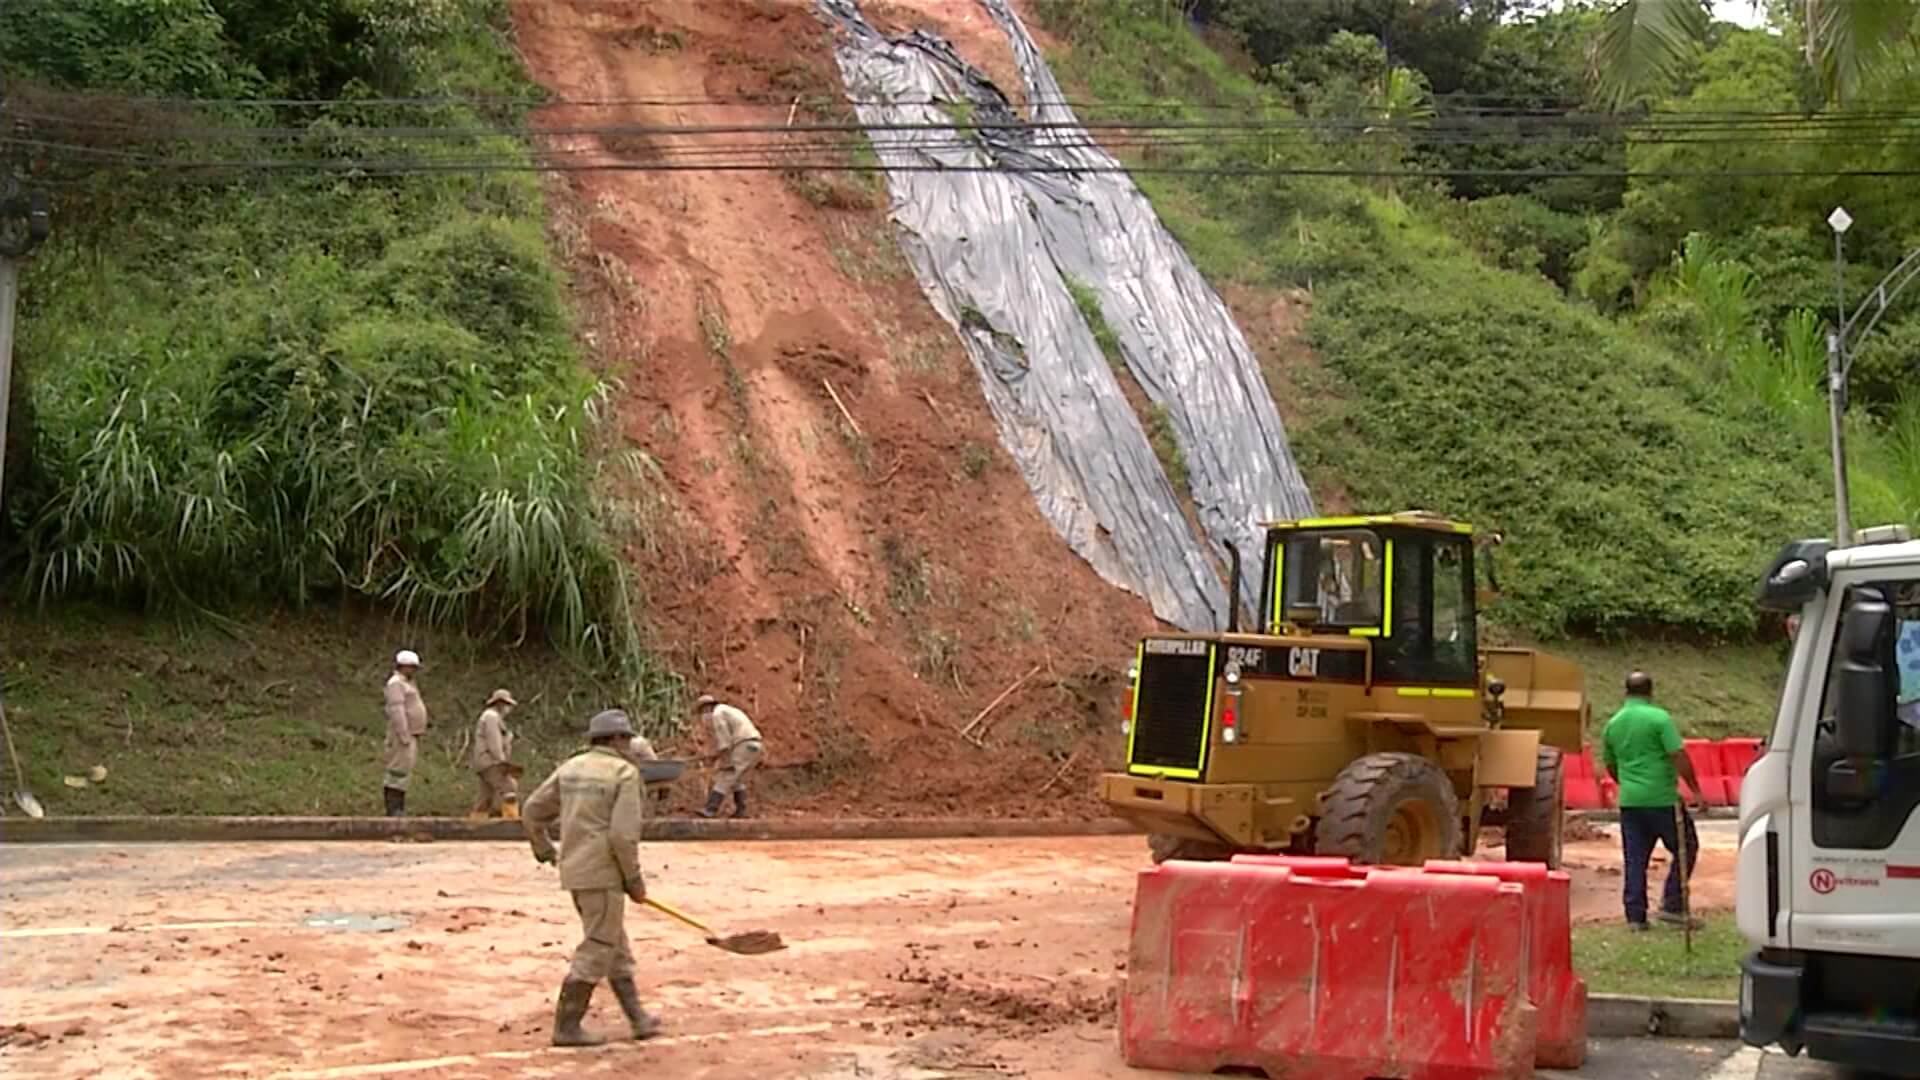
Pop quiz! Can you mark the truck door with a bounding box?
[1789,573,1920,955]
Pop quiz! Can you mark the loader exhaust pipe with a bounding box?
[1224,541,1242,634]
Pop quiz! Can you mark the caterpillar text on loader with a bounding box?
[1739,522,1920,1076]
[1100,511,1587,867]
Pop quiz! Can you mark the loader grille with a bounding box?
[1128,649,1215,775]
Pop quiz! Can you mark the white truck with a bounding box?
[1739,522,1920,1075]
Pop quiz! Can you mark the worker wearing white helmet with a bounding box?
[380,650,431,817]
[694,694,762,819]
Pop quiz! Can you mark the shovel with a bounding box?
[642,896,785,955]
[0,693,44,819]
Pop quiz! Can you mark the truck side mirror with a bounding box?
[1835,593,1893,762]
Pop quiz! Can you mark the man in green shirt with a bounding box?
[1601,671,1706,930]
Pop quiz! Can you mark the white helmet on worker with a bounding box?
[395,649,421,669]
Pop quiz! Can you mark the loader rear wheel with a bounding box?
[1503,746,1566,868]
[1314,752,1461,866]
[1148,833,1233,864]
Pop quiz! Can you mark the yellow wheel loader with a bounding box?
[1100,512,1587,867]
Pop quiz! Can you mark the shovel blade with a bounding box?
[706,931,785,955]
[14,791,45,819]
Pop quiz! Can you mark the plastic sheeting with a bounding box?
[819,0,1314,630]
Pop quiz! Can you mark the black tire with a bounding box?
[1504,746,1566,868]
[1148,833,1233,864]
[1314,752,1462,866]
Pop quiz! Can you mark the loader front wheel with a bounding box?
[1314,752,1461,866]
[1503,746,1566,868]
[1148,833,1233,864]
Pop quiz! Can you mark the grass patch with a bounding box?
[0,604,677,816]
[1065,274,1126,371]
[960,442,993,480]
[1536,636,1787,739]
[912,626,963,689]
[1146,404,1190,494]
[1572,917,1743,1000]
[827,218,908,284]
[882,535,935,614]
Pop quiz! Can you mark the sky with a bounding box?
[1711,1,1769,30]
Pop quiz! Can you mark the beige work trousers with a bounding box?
[568,889,635,983]
[470,764,516,816]
[382,731,418,791]
[709,738,763,797]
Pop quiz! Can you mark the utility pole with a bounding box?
[0,95,52,519]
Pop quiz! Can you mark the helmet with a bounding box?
[395,650,421,668]
[586,709,634,739]
[693,694,720,711]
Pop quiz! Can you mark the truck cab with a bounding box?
[1739,523,1920,1075]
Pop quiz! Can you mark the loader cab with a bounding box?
[1257,514,1479,688]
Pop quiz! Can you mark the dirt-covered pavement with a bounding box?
[0,832,1799,1080]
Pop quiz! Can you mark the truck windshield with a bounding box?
[1283,529,1384,629]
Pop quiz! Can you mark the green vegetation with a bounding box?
[0,604,676,816]
[1065,274,1126,370]
[0,0,679,714]
[1572,917,1743,1000]
[1032,0,1916,644]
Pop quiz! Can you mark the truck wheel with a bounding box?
[1314,752,1462,866]
[1148,833,1233,864]
[1504,746,1565,868]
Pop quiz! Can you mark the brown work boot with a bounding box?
[608,976,663,1040]
[551,980,605,1047]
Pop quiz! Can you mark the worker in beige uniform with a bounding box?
[380,650,430,817]
[521,709,662,1047]
[469,689,519,819]
[694,694,763,819]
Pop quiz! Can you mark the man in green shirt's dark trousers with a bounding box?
[1601,671,1707,929]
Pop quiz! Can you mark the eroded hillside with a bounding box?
[509,0,1162,816]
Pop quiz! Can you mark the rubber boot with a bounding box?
[608,976,663,1041]
[382,787,406,818]
[731,788,749,819]
[697,790,724,818]
[551,980,605,1047]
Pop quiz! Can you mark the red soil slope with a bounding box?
[509,0,1164,817]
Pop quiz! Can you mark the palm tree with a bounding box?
[1591,0,1918,109]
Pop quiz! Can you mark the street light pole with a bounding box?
[1826,207,1854,548]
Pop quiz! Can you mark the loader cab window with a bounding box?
[1811,580,1920,851]
[1278,530,1384,631]
[1375,532,1478,686]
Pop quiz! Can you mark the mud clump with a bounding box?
[1,1023,49,1048]
[870,964,1115,1036]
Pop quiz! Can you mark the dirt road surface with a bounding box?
[3,833,1746,1079]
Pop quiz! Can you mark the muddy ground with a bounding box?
[1,831,1738,1079]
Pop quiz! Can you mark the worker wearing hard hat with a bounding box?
[521,708,661,1047]
[694,694,763,819]
[381,650,431,817]
[469,689,520,819]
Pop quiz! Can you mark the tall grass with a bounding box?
[1,0,681,714]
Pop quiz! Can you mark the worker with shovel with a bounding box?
[380,650,431,817]
[521,708,662,1047]
[1601,670,1707,931]
[694,693,763,819]
[468,689,520,819]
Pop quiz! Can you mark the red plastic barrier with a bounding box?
[1564,748,1603,810]
[1122,860,1536,1080]
[1683,739,1732,806]
[1423,860,1588,1070]
[1720,738,1764,804]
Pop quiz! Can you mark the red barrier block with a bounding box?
[1720,738,1764,804]
[1122,860,1536,1080]
[1229,854,1366,878]
[1422,860,1588,1070]
[1564,749,1602,810]
[1684,739,1732,806]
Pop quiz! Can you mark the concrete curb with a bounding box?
[1588,993,1740,1039]
[0,815,1146,845]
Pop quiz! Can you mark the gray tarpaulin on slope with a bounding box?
[819,0,1314,630]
